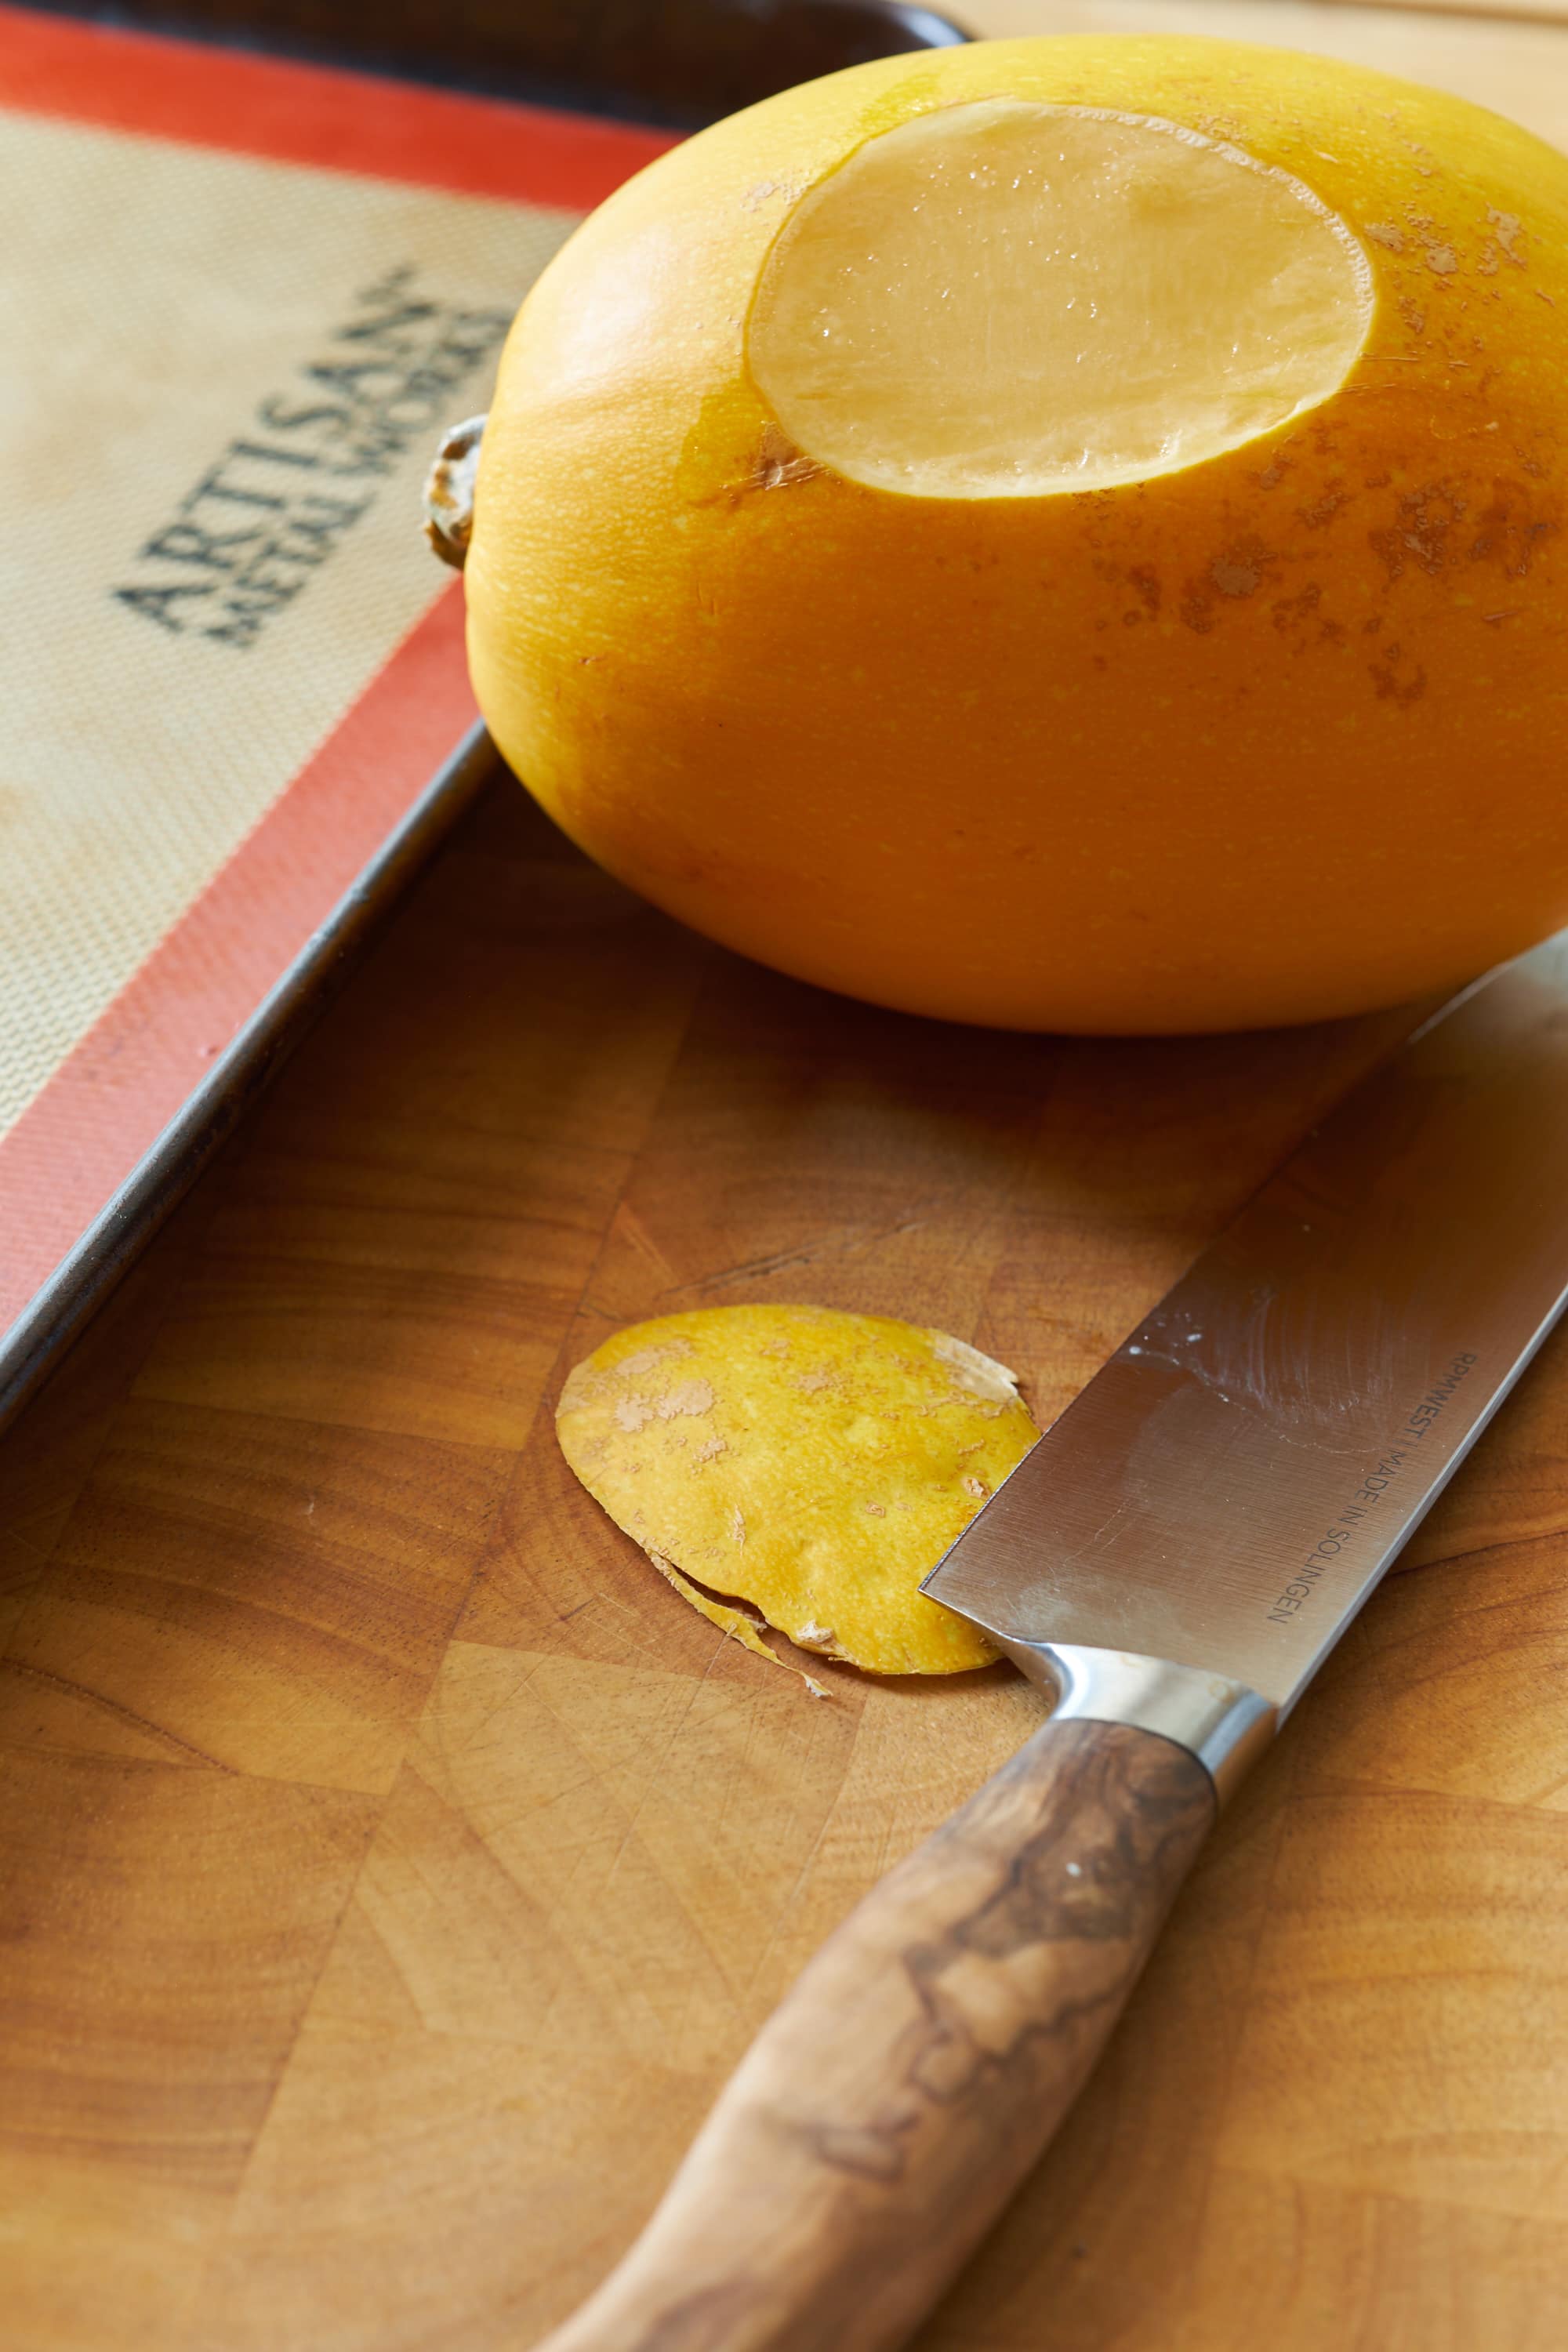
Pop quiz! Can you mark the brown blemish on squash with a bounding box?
[1298,482,1347,530]
[752,423,822,491]
[1181,537,1279,631]
[1370,642,1428,705]
[1127,564,1162,615]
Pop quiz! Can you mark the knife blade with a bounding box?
[534,935,1568,2352]
[922,928,1568,1781]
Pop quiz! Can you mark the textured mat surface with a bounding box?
[0,5,670,1333]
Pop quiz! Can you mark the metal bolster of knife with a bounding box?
[994,1639,1277,1805]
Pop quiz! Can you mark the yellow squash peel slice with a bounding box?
[557,1304,1040,1678]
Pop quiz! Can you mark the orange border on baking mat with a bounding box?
[0,2,674,200]
[0,8,675,1335]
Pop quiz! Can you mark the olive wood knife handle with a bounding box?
[532,1715,1215,2352]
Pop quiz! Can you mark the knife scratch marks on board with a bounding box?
[0,1657,238,1772]
[676,1218,931,1298]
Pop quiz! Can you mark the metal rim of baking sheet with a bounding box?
[0,721,499,1436]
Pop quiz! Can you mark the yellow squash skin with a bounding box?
[556,1305,1040,1676]
[467,37,1568,1033]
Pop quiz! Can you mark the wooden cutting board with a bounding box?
[2,767,1566,2352]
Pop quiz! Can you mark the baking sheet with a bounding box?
[0,5,671,1423]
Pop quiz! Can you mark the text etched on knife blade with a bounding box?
[1265,1352,1478,1627]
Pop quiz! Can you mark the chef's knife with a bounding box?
[536,934,1568,2352]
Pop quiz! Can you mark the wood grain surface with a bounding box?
[4,765,1566,2350]
[538,1719,1215,2352]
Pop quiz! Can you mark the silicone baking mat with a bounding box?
[0,6,671,1410]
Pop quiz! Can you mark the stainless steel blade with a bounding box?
[923,934,1568,1715]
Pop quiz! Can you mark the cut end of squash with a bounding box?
[747,100,1374,500]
